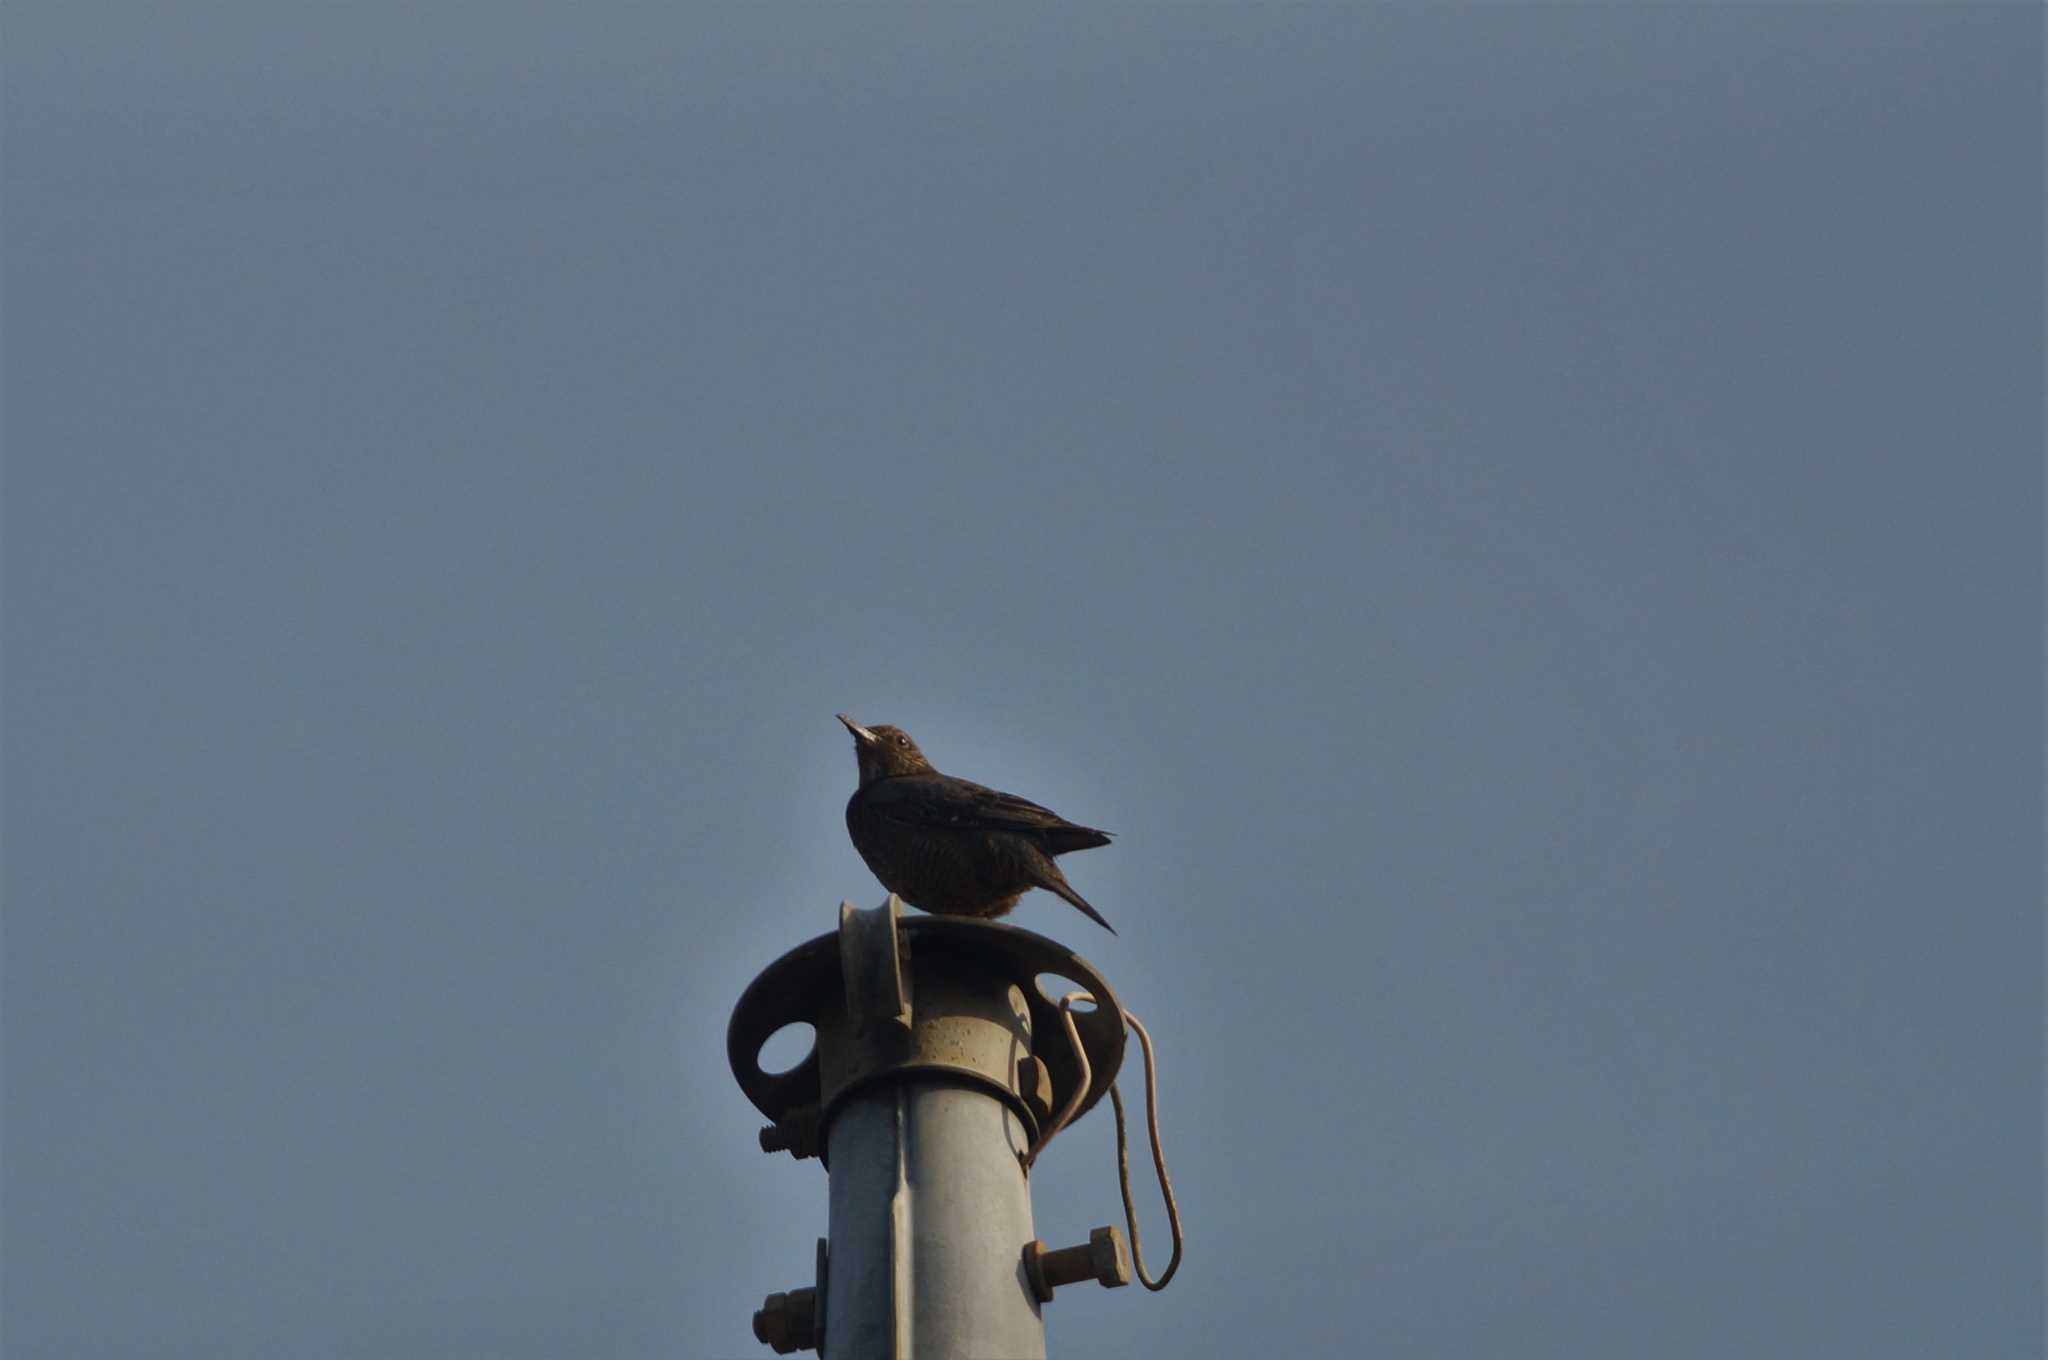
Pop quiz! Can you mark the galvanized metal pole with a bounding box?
[825,1078,1045,1357]
[731,899,1130,1360]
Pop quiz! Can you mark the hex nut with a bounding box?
[752,1286,818,1353]
[1086,1225,1131,1289]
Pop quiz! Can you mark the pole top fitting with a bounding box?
[728,899,1127,1162]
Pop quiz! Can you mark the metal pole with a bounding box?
[730,899,1130,1359]
[826,1083,1044,1357]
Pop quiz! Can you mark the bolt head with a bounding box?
[1089,1226,1132,1288]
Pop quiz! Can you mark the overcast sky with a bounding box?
[6,4,2041,1358]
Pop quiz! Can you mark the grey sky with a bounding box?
[5,4,2040,1358]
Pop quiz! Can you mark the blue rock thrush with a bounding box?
[836,714,1116,935]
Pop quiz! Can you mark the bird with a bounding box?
[836,714,1117,934]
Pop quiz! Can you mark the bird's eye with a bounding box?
[894,734,909,746]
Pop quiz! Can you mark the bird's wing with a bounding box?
[864,774,1097,836]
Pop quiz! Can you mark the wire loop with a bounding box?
[1027,993,1183,1290]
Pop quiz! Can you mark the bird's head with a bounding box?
[837,714,936,783]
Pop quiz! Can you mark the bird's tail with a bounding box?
[1039,864,1117,935]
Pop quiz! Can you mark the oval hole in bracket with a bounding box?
[1034,973,1099,1013]
[757,1021,816,1076]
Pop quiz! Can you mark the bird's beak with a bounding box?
[836,713,877,743]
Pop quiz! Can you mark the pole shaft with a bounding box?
[825,1079,1046,1359]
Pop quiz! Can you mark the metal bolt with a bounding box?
[758,1105,822,1160]
[752,1286,819,1354]
[1022,1225,1131,1303]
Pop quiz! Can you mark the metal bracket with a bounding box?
[728,901,1127,1163]
[837,898,912,1031]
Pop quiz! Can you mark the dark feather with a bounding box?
[861,774,1108,851]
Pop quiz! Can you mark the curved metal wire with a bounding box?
[1027,994,1184,1290]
